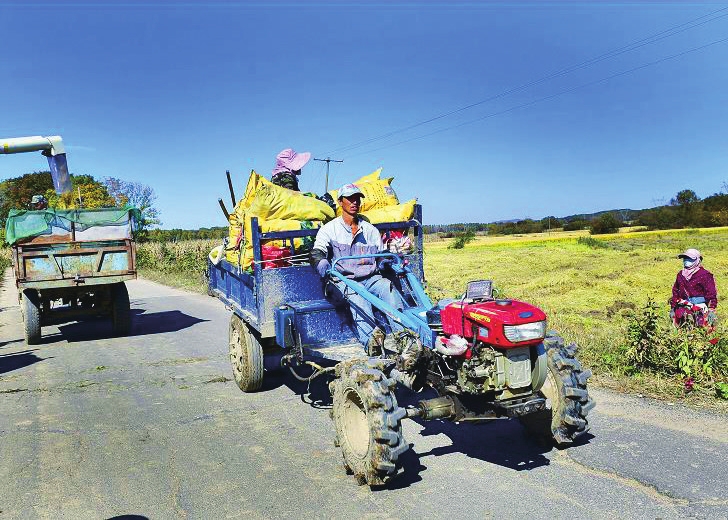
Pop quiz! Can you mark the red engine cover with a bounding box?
[440,299,547,348]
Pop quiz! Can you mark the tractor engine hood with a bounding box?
[440,299,547,348]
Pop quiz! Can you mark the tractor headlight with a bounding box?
[503,321,546,343]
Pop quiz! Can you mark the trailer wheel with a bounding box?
[229,314,264,392]
[21,290,41,345]
[111,282,131,336]
[330,360,408,487]
[520,333,595,446]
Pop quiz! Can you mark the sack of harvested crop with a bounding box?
[248,182,335,222]
[227,217,321,270]
[360,199,415,224]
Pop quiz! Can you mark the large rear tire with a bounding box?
[330,360,408,487]
[229,314,264,392]
[111,283,131,336]
[21,290,41,345]
[520,333,595,446]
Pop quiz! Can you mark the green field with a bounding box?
[425,227,728,401]
[116,227,728,404]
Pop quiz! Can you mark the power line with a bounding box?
[324,5,728,156]
[343,35,728,159]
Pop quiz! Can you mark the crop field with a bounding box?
[129,227,728,403]
[0,247,10,273]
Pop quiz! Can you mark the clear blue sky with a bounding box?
[1,1,727,228]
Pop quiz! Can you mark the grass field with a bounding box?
[132,228,728,405]
[425,227,728,401]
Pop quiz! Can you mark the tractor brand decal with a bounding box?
[468,311,491,323]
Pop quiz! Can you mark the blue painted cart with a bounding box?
[207,205,426,383]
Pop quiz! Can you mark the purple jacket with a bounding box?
[671,267,718,308]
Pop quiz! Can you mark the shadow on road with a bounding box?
[0,338,24,348]
[0,349,44,375]
[38,309,209,344]
[257,364,596,489]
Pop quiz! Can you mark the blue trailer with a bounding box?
[208,204,594,488]
[207,204,426,368]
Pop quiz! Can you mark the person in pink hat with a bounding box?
[670,248,718,328]
[271,148,311,191]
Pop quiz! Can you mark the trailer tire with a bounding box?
[22,290,41,345]
[330,360,408,487]
[229,314,264,392]
[520,333,595,446]
[111,283,132,336]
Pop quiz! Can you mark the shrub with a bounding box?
[624,298,728,389]
[449,230,476,249]
[590,213,622,235]
[563,219,589,231]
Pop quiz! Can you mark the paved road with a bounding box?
[1,270,727,520]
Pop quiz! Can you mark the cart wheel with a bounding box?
[229,314,264,392]
[111,282,131,336]
[22,290,41,345]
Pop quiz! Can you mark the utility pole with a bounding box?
[314,157,343,192]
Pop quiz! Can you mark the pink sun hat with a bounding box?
[272,148,311,175]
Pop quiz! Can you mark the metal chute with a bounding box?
[0,135,72,194]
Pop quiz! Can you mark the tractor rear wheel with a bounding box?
[520,333,595,446]
[111,282,132,336]
[229,313,264,392]
[22,290,41,345]
[330,360,408,487]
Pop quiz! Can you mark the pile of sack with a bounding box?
[215,168,415,271]
[328,168,416,254]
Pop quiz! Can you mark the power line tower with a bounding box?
[314,156,343,192]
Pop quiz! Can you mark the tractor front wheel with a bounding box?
[330,360,409,487]
[229,314,264,392]
[520,333,595,446]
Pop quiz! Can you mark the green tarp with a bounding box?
[5,205,141,245]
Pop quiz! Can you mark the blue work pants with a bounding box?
[331,274,403,347]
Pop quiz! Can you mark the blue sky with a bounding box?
[1,1,727,228]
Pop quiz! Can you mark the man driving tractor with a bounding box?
[310,183,403,354]
[670,248,718,329]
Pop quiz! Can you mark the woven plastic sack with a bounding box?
[329,168,384,202]
[248,182,335,222]
[360,199,415,224]
[226,218,321,270]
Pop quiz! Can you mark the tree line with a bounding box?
[424,187,728,236]
[0,171,160,239]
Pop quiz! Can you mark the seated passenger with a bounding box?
[310,183,403,354]
[670,248,717,328]
[271,148,311,192]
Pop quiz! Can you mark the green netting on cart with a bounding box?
[5,205,141,245]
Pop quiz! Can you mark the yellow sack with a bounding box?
[360,199,416,224]
[328,168,382,201]
[248,182,334,222]
[234,170,272,220]
[227,216,321,270]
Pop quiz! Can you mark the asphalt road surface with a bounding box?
[1,270,727,520]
